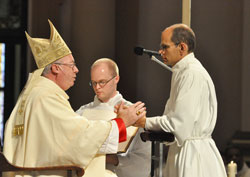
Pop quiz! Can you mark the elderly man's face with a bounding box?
[56,54,79,90]
[159,28,180,66]
[90,63,118,103]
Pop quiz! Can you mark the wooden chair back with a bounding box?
[0,152,84,177]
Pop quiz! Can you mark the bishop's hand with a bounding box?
[116,101,146,127]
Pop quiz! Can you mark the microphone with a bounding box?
[134,46,172,72]
[134,46,161,56]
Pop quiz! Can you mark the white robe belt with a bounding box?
[185,136,212,141]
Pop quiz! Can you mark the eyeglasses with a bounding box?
[54,62,77,70]
[89,76,116,88]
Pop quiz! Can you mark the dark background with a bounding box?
[2,0,250,153]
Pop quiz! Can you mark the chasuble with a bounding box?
[3,76,113,177]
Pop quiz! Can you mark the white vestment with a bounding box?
[76,92,151,177]
[146,53,227,177]
[3,76,120,177]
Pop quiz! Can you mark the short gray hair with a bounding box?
[42,63,52,76]
[42,57,64,76]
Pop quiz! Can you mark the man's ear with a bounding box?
[179,42,188,56]
[51,64,60,74]
[180,44,184,51]
[115,75,120,84]
[179,42,188,51]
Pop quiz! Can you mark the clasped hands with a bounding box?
[115,101,146,128]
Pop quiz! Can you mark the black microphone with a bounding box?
[134,46,161,56]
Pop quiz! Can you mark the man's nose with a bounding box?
[74,66,79,73]
[95,83,101,89]
[159,49,164,56]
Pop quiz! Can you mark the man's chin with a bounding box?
[65,83,74,91]
[69,83,75,88]
[97,95,103,100]
[97,95,109,102]
[163,59,168,64]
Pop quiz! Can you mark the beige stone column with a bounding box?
[182,0,191,27]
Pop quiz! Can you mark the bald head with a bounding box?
[91,58,119,76]
[163,23,196,53]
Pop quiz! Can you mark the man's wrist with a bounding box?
[134,117,146,128]
[112,118,127,143]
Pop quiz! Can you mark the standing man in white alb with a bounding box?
[76,58,151,177]
[133,24,227,177]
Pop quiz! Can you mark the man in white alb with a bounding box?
[76,58,151,177]
[133,24,227,177]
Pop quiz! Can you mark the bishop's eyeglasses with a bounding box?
[89,76,116,88]
[54,62,77,70]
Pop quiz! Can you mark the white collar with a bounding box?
[93,91,123,107]
[172,52,195,71]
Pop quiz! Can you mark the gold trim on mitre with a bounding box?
[25,19,71,69]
